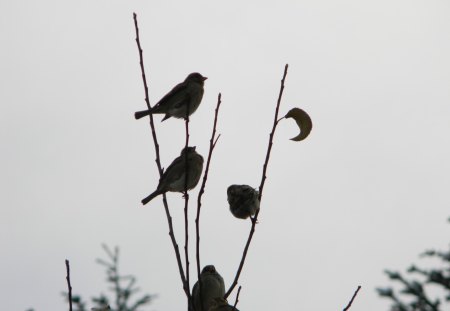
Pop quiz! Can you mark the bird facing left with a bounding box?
[141,146,204,205]
[135,72,207,121]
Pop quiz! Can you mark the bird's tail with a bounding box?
[134,110,151,120]
[141,190,161,205]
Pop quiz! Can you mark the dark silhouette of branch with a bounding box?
[225,64,289,298]
[409,264,450,291]
[65,259,73,311]
[133,12,190,302]
[196,93,222,311]
[392,270,439,311]
[232,286,242,311]
[184,109,191,310]
[343,286,361,311]
[378,221,450,311]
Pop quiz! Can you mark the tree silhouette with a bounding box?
[377,218,450,311]
[63,244,155,311]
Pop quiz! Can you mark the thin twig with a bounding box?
[343,286,362,311]
[257,64,288,202]
[232,286,242,311]
[195,93,223,311]
[224,64,289,298]
[163,198,191,300]
[184,109,191,310]
[133,13,160,170]
[65,259,73,311]
[133,12,190,302]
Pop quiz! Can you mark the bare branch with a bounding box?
[133,12,190,301]
[232,286,242,311]
[343,286,362,311]
[65,259,73,311]
[257,63,289,201]
[195,93,223,311]
[225,64,289,298]
[184,110,191,310]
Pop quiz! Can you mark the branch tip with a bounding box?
[225,64,289,298]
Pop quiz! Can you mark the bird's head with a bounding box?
[227,185,238,197]
[201,265,216,274]
[180,146,196,156]
[186,72,208,83]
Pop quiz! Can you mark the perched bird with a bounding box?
[141,146,204,205]
[192,265,225,311]
[135,72,207,121]
[208,298,240,311]
[227,185,260,219]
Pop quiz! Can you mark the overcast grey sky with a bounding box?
[1,1,450,310]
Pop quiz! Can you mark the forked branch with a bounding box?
[133,12,190,302]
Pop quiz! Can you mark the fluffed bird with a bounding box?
[135,72,207,121]
[208,298,240,311]
[227,185,260,219]
[192,265,225,311]
[141,146,204,205]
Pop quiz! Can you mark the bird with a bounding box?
[192,265,225,311]
[134,72,207,121]
[208,298,240,311]
[141,146,204,205]
[227,185,260,219]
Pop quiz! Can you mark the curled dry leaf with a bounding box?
[284,107,312,141]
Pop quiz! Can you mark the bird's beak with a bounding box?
[203,77,208,81]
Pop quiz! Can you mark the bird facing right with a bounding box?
[134,72,207,121]
[141,146,204,205]
[192,265,225,311]
[227,184,260,219]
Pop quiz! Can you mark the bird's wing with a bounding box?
[234,186,254,206]
[153,81,190,110]
[161,155,185,183]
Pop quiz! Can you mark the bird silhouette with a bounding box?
[135,72,207,121]
[141,146,204,205]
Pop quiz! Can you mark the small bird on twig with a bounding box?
[192,265,225,311]
[208,297,240,311]
[227,185,260,219]
[135,72,207,121]
[141,146,204,205]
